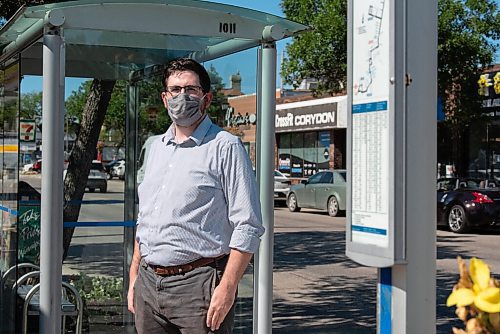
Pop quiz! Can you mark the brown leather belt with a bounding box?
[148,254,227,276]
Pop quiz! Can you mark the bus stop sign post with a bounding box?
[346,0,437,332]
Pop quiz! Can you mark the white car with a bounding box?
[274,170,291,201]
[110,160,125,180]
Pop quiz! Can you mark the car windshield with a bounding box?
[91,162,105,171]
[338,171,346,181]
[437,178,483,190]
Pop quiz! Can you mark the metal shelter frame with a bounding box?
[0,2,308,333]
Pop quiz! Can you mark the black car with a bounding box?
[437,177,500,233]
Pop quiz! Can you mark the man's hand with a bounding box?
[128,240,141,314]
[206,283,236,331]
[206,249,253,331]
[127,276,137,314]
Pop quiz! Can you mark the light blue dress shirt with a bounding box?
[136,116,264,266]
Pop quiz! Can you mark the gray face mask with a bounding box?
[167,93,205,127]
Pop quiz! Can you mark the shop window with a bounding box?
[318,131,331,170]
[290,133,304,177]
[278,133,291,175]
[278,130,336,178]
[303,132,317,177]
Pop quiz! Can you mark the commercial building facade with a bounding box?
[226,91,347,181]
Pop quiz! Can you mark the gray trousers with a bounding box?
[134,259,235,334]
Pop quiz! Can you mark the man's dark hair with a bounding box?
[163,58,211,93]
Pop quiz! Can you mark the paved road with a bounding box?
[272,207,499,333]
[19,174,500,333]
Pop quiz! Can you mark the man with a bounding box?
[128,58,264,334]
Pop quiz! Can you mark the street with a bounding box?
[20,174,500,333]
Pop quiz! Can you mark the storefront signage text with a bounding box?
[275,103,338,133]
[479,71,500,112]
[225,107,257,127]
[276,111,336,128]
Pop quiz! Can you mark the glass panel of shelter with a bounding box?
[5,72,130,333]
[0,59,20,334]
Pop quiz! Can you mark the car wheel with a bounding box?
[107,173,112,180]
[100,186,107,193]
[327,196,339,217]
[287,193,301,212]
[89,188,95,193]
[448,204,470,233]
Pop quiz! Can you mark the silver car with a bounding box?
[287,170,347,217]
[87,160,108,193]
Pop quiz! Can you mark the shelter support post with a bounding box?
[256,41,276,334]
[253,46,263,334]
[40,26,65,334]
[377,0,437,332]
[123,83,139,331]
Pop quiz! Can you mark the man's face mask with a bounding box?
[166,93,205,127]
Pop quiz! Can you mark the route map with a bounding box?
[352,0,388,99]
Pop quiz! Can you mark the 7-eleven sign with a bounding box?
[20,120,36,142]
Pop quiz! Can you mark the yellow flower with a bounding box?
[447,258,500,314]
[470,258,490,292]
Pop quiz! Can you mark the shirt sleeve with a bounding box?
[221,140,265,253]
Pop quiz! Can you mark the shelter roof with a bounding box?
[0,0,308,79]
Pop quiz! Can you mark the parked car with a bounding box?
[104,159,124,179]
[437,177,500,233]
[274,170,291,201]
[287,170,347,217]
[110,160,125,180]
[32,159,42,172]
[64,160,108,193]
[251,169,291,203]
[87,160,108,192]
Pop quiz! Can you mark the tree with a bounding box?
[206,64,228,127]
[281,0,499,173]
[63,79,115,259]
[280,0,347,95]
[20,91,42,120]
[437,0,499,173]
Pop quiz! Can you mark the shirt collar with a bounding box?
[162,115,212,146]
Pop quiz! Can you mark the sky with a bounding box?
[20,0,289,97]
[18,0,500,97]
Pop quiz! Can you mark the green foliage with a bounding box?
[1,0,47,27]
[20,91,42,120]
[103,80,127,146]
[65,80,128,146]
[206,64,227,127]
[65,80,92,120]
[137,76,169,139]
[280,0,347,95]
[281,0,499,104]
[437,0,499,125]
[70,273,123,303]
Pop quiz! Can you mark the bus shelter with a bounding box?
[0,1,307,332]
